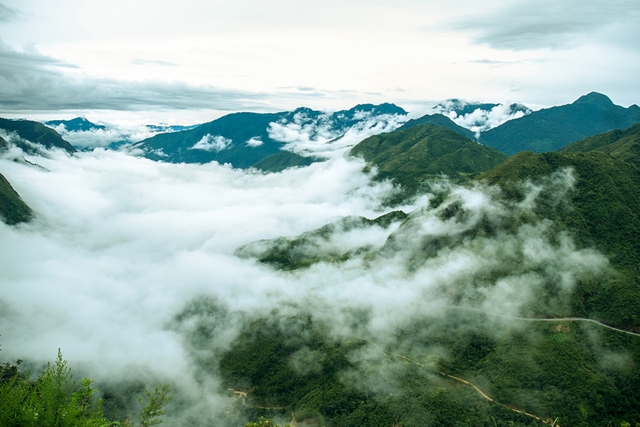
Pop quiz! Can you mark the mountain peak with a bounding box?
[573,92,614,106]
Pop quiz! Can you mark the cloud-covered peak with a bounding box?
[431,99,532,135]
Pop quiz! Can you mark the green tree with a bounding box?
[137,385,172,427]
[0,349,172,427]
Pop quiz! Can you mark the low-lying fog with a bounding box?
[0,142,607,425]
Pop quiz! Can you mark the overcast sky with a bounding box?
[1,0,639,124]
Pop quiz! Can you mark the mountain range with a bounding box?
[480,92,640,154]
[127,92,639,169]
[130,103,406,169]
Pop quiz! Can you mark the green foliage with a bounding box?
[137,385,172,427]
[0,172,33,225]
[0,350,170,427]
[215,116,640,427]
[0,350,113,427]
[216,310,640,427]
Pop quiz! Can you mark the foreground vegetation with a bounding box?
[0,349,171,427]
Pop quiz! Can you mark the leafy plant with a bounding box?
[0,349,171,427]
[136,385,172,427]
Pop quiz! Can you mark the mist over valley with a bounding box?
[2,93,640,426]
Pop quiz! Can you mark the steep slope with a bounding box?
[481,150,640,328]
[132,103,406,169]
[0,118,76,154]
[397,113,477,140]
[0,172,32,225]
[350,124,508,198]
[559,122,640,169]
[480,92,640,155]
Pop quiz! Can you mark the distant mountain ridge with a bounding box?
[131,103,407,169]
[46,117,107,132]
[480,92,640,154]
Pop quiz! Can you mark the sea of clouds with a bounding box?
[0,139,608,425]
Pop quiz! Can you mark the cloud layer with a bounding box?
[452,0,640,50]
[0,139,613,427]
[0,39,322,114]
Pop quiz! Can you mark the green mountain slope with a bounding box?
[210,308,640,427]
[481,150,640,328]
[559,122,640,169]
[350,124,508,199]
[0,172,33,225]
[479,92,640,155]
[397,113,477,141]
[0,118,76,154]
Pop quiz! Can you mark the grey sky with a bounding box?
[453,0,640,50]
[0,0,639,122]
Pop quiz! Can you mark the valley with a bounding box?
[1,93,640,427]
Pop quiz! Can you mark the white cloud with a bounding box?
[191,134,231,152]
[432,102,530,135]
[49,122,188,149]
[245,137,263,147]
[268,112,408,159]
